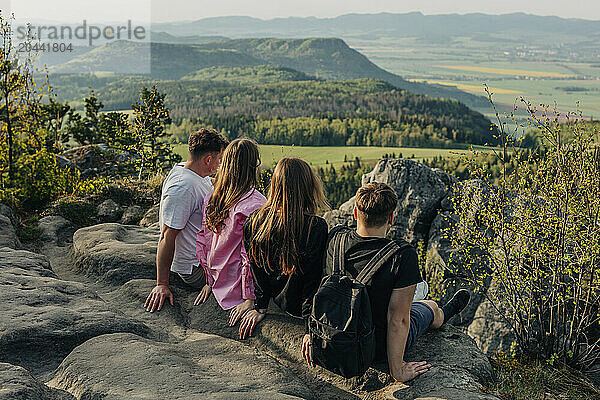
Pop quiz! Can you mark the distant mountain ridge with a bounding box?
[153,12,600,41]
[49,38,487,107]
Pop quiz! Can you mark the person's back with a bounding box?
[323,226,421,362]
[307,182,471,383]
[159,163,212,275]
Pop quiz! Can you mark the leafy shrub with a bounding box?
[449,89,600,371]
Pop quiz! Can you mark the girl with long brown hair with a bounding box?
[195,138,266,326]
[238,157,329,339]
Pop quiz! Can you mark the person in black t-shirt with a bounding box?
[303,182,470,383]
[238,157,329,339]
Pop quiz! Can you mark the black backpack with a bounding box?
[308,227,402,378]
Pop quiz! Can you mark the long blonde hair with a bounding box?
[248,157,329,275]
[205,138,260,234]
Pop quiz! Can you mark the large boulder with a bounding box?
[467,299,515,355]
[120,205,144,225]
[38,216,77,247]
[0,203,20,249]
[96,199,122,223]
[110,279,497,400]
[324,159,448,245]
[0,363,74,400]
[0,247,150,377]
[48,332,315,400]
[72,223,159,285]
[366,326,498,400]
[139,203,160,227]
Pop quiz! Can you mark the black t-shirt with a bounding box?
[323,227,422,362]
[243,214,329,332]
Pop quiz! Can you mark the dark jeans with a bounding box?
[405,302,435,351]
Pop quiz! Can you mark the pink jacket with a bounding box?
[196,188,266,310]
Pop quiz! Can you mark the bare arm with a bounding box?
[387,285,430,382]
[144,224,180,312]
[156,225,180,286]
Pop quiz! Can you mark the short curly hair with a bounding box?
[355,183,398,227]
[188,128,229,160]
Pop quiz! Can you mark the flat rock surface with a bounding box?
[72,223,159,285]
[48,332,315,400]
[0,247,150,378]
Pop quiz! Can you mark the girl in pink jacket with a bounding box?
[196,138,266,326]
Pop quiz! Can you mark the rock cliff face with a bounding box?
[0,159,504,399]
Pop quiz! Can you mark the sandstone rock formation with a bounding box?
[0,363,74,400]
[323,158,448,245]
[0,202,20,249]
[0,247,149,378]
[72,223,159,285]
[48,332,314,400]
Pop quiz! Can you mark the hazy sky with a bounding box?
[8,0,600,23]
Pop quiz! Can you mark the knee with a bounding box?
[420,300,443,329]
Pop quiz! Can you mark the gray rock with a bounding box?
[0,215,20,249]
[38,216,77,247]
[0,203,20,249]
[366,325,497,400]
[54,155,78,171]
[96,199,122,223]
[0,247,149,377]
[139,203,160,227]
[110,278,497,400]
[48,332,314,400]
[72,223,159,285]
[467,299,515,355]
[324,159,448,245]
[120,205,144,225]
[0,202,19,227]
[0,363,74,400]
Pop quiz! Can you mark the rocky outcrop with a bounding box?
[0,363,74,400]
[324,159,448,245]
[467,299,515,355]
[72,223,159,285]
[48,332,315,400]
[139,203,160,227]
[96,199,122,223]
[0,247,149,377]
[0,203,20,249]
[60,144,139,178]
[120,205,144,225]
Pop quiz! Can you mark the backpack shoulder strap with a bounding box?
[331,227,350,276]
[356,240,402,285]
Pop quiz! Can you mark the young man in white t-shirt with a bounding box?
[145,128,229,312]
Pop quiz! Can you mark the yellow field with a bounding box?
[406,79,523,95]
[435,65,574,78]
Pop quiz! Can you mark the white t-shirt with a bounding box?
[159,163,213,274]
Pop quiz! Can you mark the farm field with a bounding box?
[173,144,494,168]
[350,37,600,118]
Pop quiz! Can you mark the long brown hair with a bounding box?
[205,138,260,233]
[248,157,329,275]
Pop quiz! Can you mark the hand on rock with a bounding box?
[229,299,254,326]
[144,284,174,312]
[194,284,212,305]
[392,361,431,383]
[238,309,266,339]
